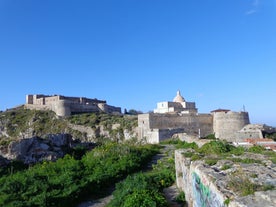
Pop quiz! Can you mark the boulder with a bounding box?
[0,134,74,164]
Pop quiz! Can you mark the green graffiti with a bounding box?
[192,172,211,207]
[192,172,224,207]
[193,172,210,198]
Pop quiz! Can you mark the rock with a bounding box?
[0,155,9,167]
[39,143,49,150]
[0,134,75,164]
[8,137,35,160]
[47,133,72,147]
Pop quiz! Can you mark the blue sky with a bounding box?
[0,0,275,126]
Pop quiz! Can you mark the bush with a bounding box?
[202,134,216,140]
[198,141,234,155]
[0,143,158,207]
[248,145,265,153]
[175,191,186,206]
[108,143,175,207]
[107,173,169,207]
[205,158,218,166]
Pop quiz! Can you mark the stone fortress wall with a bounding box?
[212,110,250,142]
[138,113,213,143]
[138,91,252,143]
[25,94,121,116]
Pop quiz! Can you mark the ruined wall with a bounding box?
[175,150,227,207]
[175,149,276,207]
[213,111,250,142]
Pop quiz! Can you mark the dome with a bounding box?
[173,90,185,103]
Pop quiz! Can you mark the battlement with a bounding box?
[25,94,121,116]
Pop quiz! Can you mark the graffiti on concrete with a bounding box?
[192,172,225,207]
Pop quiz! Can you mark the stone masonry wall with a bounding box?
[175,149,276,207]
[175,150,227,207]
[213,111,250,142]
[137,113,213,142]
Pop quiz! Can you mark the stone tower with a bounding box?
[212,109,250,141]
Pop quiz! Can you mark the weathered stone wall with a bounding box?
[137,113,213,142]
[25,94,121,116]
[175,149,276,207]
[54,100,71,116]
[213,111,250,141]
[175,150,227,207]
[197,114,214,137]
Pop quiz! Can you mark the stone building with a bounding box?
[154,90,197,114]
[25,94,121,117]
[138,91,251,143]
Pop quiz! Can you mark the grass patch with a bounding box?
[228,169,259,196]
[221,164,231,170]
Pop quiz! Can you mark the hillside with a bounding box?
[0,107,138,143]
[0,107,138,165]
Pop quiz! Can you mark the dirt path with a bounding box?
[77,144,181,207]
[77,195,113,207]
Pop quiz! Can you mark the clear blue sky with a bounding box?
[0,0,275,126]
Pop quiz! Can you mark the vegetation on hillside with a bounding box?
[0,108,138,142]
[68,113,137,130]
[0,108,68,138]
[0,142,159,207]
[68,112,138,141]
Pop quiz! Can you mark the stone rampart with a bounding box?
[138,113,213,143]
[213,111,250,141]
[25,94,121,116]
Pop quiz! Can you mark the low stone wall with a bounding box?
[175,150,228,207]
[175,149,276,207]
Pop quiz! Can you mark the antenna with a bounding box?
[243,105,246,112]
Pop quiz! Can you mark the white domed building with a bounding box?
[154,90,197,114]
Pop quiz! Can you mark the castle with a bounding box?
[138,90,251,143]
[25,94,121,116]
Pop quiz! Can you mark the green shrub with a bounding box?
[221,164,231,170]
[108,143,175,207]
[198,141,234,155]
[161,139,198,150]
[191,154,201,161]
[107,173,170,207]
[202,134,216,140]
[224,198,231,206]
[0,143,158,207]
[248,145,265,153]
[175,191,186,205]
[205,158,218,166]
[230,146,245,155]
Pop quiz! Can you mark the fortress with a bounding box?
[138,90,252,143]
[25,94,121,117]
